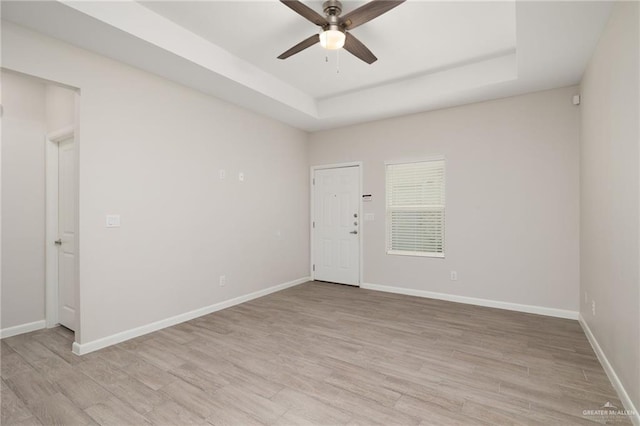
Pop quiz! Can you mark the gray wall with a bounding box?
[2,22,310,345]
[45,84,76,133]
[1,71,47,330]
[580,1,640,412]
[310,86,580,313]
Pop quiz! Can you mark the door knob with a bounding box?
[54,239,62,246]
[350,230,358,235]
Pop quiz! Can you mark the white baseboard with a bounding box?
[360,283,579,320]
[0,320,46,339]
[579,314,640,426]
[72,277,309,356]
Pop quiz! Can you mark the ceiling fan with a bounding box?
[277,0,405,64]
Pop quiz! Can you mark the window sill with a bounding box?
[386,250,445,258]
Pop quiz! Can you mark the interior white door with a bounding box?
[313,166,360,286]
[58,137,76,330]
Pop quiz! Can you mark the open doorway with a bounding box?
[1,70,79,343]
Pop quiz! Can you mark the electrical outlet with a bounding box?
[450,271,458,281]
[219,275,226,287]
[591,300,596,316]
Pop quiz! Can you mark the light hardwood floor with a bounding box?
[1,282,629,425]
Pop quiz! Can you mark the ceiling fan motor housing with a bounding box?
[323,0,343,33]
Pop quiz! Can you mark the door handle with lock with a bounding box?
[350,230,358,235]
[54,239,62,246]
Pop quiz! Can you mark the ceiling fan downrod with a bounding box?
[323,0,343,20]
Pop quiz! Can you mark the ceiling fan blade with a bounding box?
[278,34,321,59]
[280,0,328,26]
[343,32,377,64]
[340,0,405,30]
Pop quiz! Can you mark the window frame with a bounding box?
[385,156,446,258]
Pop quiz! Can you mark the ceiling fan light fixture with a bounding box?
[320,29,345,50]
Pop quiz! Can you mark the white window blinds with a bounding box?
[386,159,445,257]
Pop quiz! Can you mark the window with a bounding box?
[386,158,445,257]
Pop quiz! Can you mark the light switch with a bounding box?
[364,213,375,221]
[106,215,121,228]
[219,169,226,180]
[238,172,245,182]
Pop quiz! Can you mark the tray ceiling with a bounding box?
[1,1,612,131]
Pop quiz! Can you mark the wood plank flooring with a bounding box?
[1,282,630,425]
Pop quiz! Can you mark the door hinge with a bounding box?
[313,264,315,271]
[313,221,315,228]
[312,178,315,185]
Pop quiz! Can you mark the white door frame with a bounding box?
[45,124,78,330]
[310,162,363,286]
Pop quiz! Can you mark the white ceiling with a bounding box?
[2,1,612,131]
[140,1,517,99]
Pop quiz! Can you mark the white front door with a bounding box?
[57,137,76,330]
[313,166,360,286]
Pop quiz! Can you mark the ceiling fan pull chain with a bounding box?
[336,48,340,74]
